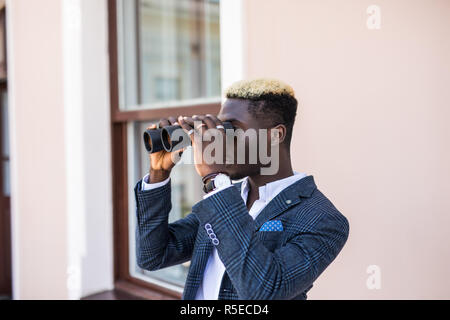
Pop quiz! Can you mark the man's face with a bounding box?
[217,98,273,180]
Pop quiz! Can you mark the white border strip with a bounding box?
[62,0,86,300]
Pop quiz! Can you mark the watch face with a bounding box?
[214,174,231,189]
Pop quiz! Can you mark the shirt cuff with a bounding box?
[141,173,171,191]
[202,185,233,199]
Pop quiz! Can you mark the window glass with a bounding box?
[117,0,221,110]
[127,121,203,290]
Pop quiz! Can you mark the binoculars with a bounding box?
[143,121,234,154]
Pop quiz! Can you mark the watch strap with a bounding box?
[202,172,230,194]
[202,172,222,184]
[203,178,216,193]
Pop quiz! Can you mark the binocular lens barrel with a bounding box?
[143,129,165,154]
[161,125,191,152]
[143,121,234,154]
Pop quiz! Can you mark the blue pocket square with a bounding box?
[259,220,283,231]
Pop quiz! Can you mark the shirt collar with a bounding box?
[240,171,307,204]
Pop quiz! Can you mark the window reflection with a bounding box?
[128,121,203,289]
[117,0,221,110]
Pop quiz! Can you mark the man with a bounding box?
[135,78,349,300]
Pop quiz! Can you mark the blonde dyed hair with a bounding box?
[224,78,295,100]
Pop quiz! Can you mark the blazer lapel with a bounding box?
[253,175,317,231]
[233,181,243,194]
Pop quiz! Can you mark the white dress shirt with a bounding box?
[141,171,307,299]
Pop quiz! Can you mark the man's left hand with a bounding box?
[178,114,228,178]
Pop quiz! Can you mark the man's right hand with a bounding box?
[147,117,183,183]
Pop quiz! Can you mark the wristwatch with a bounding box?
[203,173,232,194]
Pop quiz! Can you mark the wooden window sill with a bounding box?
[82,281,181,300]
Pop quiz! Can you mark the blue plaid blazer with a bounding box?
[134,175,349,300]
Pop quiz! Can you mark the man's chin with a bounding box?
[225,165,259,181]
[223,165,243,181]
[229,173,247,181]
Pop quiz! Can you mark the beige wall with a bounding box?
[7,0,68,299]
[243,0,450,299]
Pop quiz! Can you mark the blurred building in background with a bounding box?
[0,0,449,299]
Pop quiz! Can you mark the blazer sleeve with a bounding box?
[191,185,349,300]
[134,179,199,271]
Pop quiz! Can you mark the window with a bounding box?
[109,0,221,298]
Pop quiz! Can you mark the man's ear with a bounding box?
[268,124,287,145]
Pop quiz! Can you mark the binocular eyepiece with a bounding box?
[143,121,234,154]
